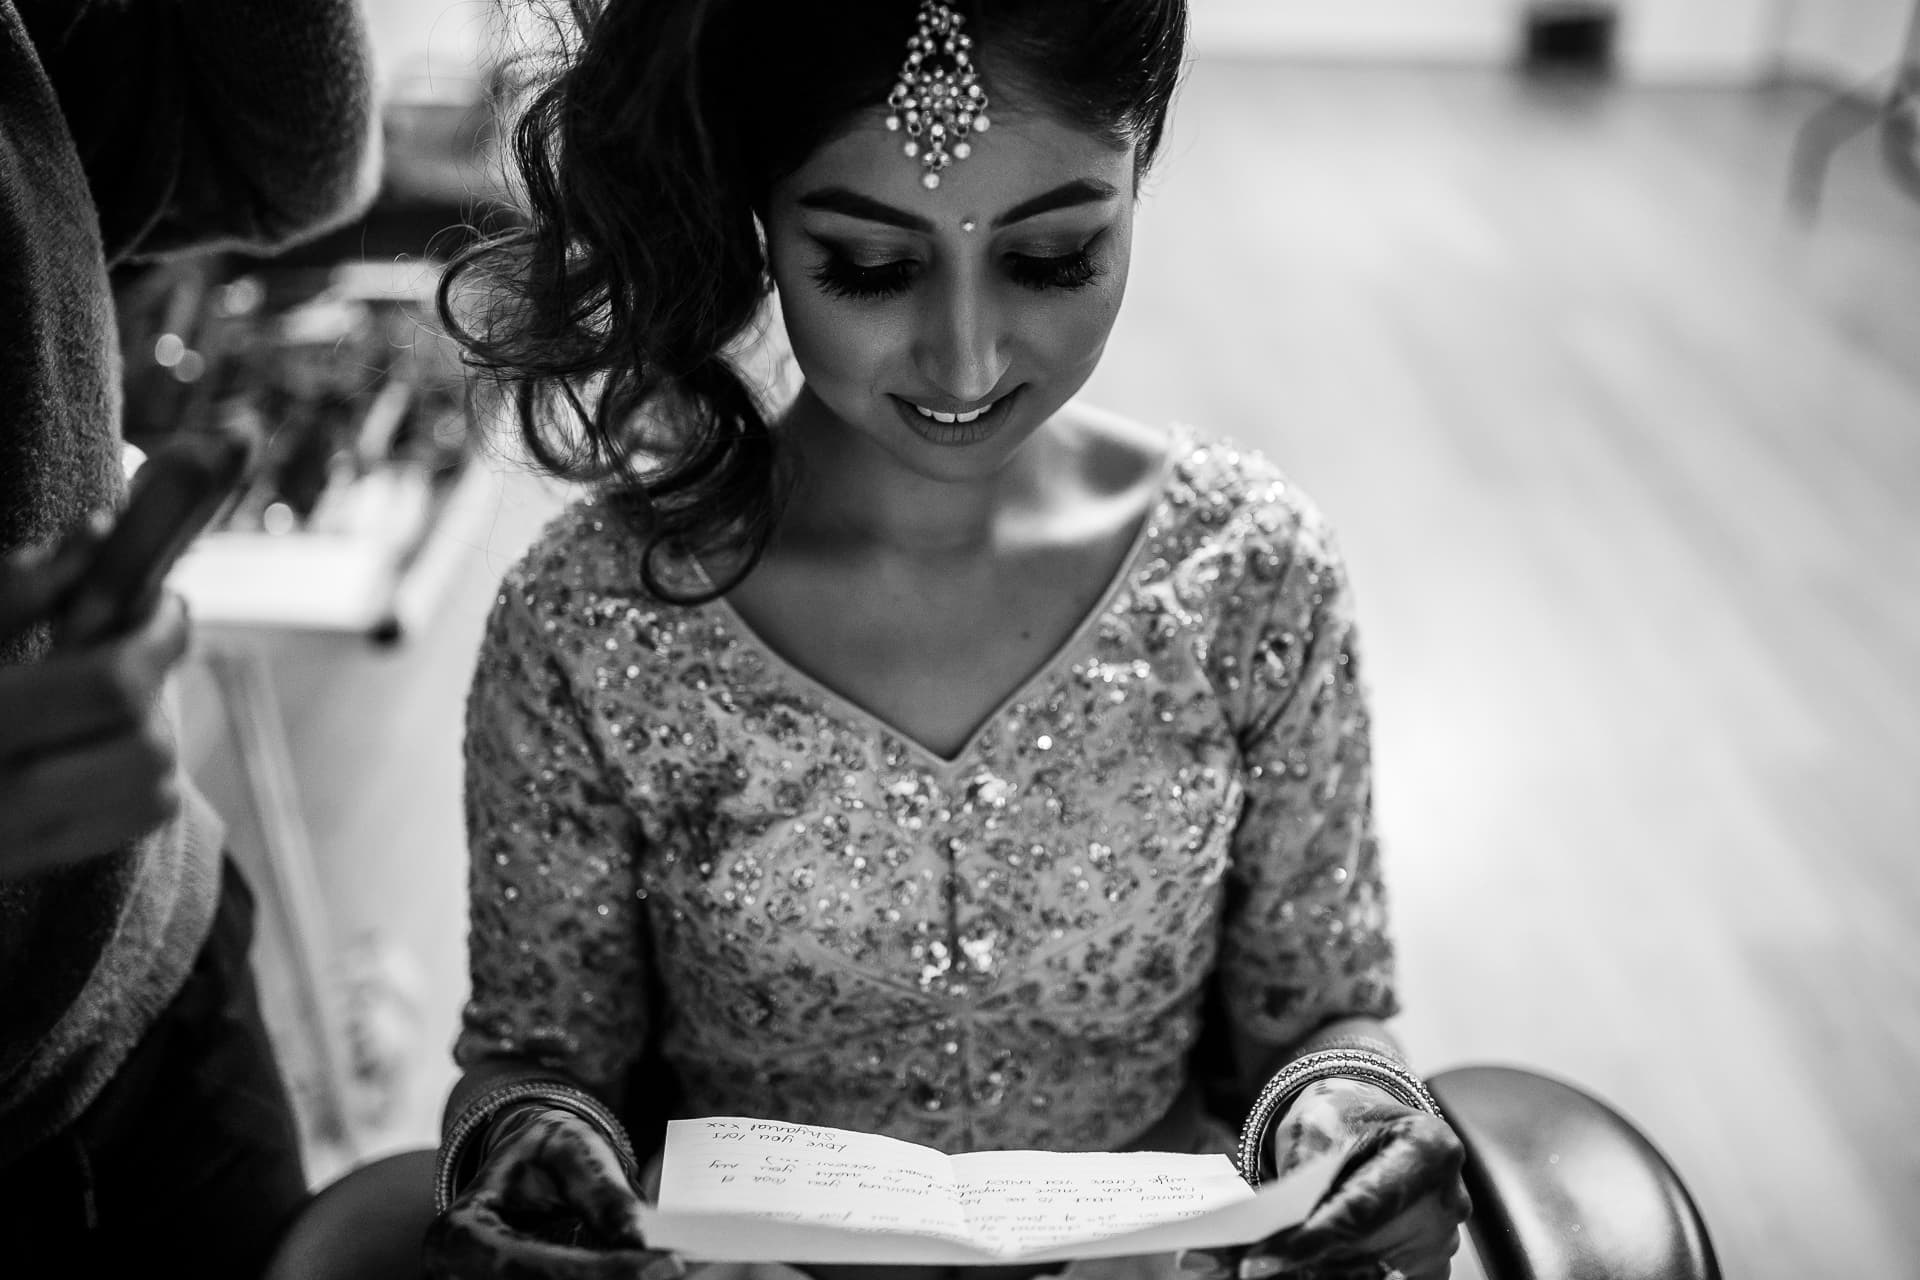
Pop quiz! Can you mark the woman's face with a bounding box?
[765,94,1138,482]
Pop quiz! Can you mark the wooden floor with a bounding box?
[181,62,1920,1277]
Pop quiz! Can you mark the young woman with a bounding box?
[428,3,1470,1278]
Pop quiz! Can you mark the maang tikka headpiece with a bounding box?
[884,1,990,189]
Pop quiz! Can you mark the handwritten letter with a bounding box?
[656,1117,973,1245]
[640,1117,1340,1265]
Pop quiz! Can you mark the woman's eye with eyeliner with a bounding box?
[807,239,1106,299]
[1007,247,1103,292]
[811,252,917,300]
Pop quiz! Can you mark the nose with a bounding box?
[913,273,1009,405]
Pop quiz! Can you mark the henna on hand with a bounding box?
[1250,1079,1470,1276]
[425,1107,677,1279]
[1281,1110,1467,1262]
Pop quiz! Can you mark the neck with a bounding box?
[776,386,1040,557]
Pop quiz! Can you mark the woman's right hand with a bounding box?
[424,1105,683,1279]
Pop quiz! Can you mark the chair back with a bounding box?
[264,1148,437,1280]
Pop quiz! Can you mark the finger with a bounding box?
[52,511,114,573]
[0,662,140,758]
[49,490,197,646]
[639,1254,689,1280]
[60,590,191,727]
[0,536,96,638]
[0,601,188,759]
[1348,1215,1465,1264]
[0,799,181,877]
[0,749,179,876]
[0,722,176,827]
[120,589,192,673]
[429,1203,659,1280]
[48,510,133,648]
[441,1181,672,1277]
[1381,1254,1461,1280]
[1280,1119,1465,1262]
[1176,1248,1237,1280]
[62,587,190,683]
[535,1113,650,1246]
[1305,1209,1465,1280]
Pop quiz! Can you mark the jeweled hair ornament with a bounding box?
[884,1,990,189]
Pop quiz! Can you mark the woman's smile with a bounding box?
[891,388,1021,446]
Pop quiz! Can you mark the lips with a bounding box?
[890,388,1019,446]
[905,397,1000,425]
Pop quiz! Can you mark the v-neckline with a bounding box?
[698,427,1185,778]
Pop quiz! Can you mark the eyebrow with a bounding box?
[796,177,1120,232]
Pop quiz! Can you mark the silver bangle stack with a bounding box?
[1293,1031,1406,1062]
[1236,1048,1443,1187]
[435,1078,640,1212]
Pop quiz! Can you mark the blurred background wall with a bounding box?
[1190,0,1913,80]
[357,1,1918,84]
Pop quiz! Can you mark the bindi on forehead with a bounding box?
[793,178,1120,237]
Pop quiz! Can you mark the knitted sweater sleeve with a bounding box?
[16,0,380,263]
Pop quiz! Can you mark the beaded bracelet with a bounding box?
[436,1078,640,1212]
[1235,1048,1443,1187]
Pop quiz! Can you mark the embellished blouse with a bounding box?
[456,426,1398,1155]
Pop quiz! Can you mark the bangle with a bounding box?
[1236,1049,1442,1187]
[436,1079,639,1212]
[1294,1030,1406,1063]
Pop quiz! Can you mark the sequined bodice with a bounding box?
[458,428,1396,1154]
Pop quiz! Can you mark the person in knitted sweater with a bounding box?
[0,1,377,1273]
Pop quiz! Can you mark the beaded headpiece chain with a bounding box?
[884,1,991,189]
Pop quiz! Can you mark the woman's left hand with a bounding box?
[1239,1077,1471,1280]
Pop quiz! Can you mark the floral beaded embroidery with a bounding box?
[458,427,1397,1153]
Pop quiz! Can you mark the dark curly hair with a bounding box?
[440,0,1189,601]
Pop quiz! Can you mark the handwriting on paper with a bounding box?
[640,1117,1340,1265]
[664,1118,973,1244]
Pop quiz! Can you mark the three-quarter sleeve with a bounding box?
[456,575,653,1094]
[1214,515,1399,1057]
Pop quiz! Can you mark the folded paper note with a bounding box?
[638,1117,1341,1265]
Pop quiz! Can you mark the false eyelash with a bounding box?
[809,239,1107,301]
[810,255,919,300]
[1007,248,1101,292]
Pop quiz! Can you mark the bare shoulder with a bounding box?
[1049,399,1172,502]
